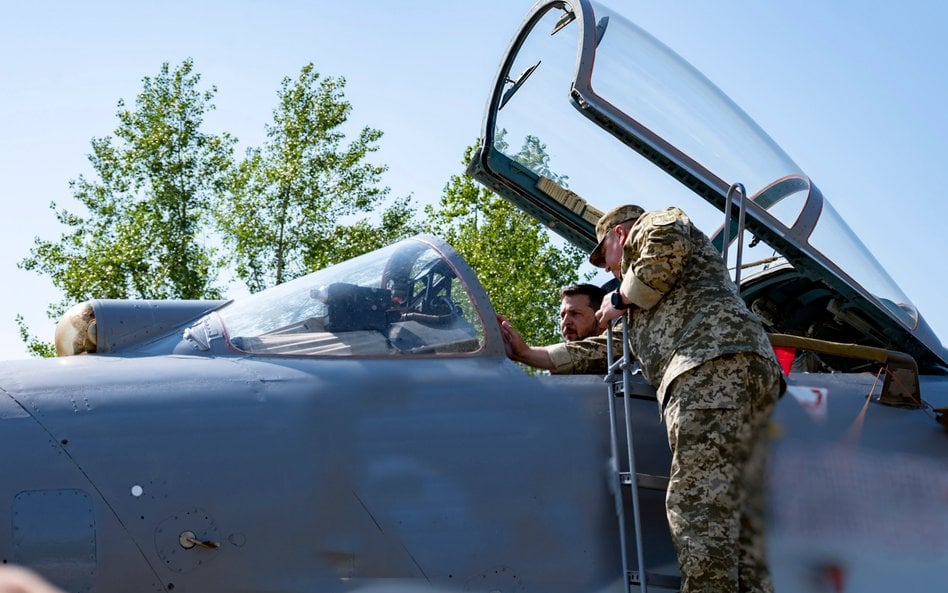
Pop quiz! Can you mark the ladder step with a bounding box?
[629,570,682,590]
[609,382,658,400]
[619,472,669,491]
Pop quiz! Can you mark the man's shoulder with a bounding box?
[638,207,689,229]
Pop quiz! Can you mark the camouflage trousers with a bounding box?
[662,352,780,593]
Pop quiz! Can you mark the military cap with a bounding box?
[589,204,645,267]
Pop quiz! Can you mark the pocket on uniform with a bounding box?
[670,355,747,411]
[683,398,739,410]
[675,381,740,410]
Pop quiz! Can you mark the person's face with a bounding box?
[602,226,626,278]
[560,294,599,341]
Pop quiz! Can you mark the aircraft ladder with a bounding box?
[605,318,681,593]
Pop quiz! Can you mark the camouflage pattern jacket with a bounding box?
[544,207,775,406]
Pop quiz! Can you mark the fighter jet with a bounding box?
[1,1,945,592]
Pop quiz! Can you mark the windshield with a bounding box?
[217,237,484,356]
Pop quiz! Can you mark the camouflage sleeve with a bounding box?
[542,331,624,375]
[620,209,692,310]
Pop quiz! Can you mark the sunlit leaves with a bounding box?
[14,315,55,359]
[20,59,233,313]
[218,63,415,293]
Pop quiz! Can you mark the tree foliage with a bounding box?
[14,315,56,359]
[217,64,416,293]
[425,141,586,347]
[19,59,234,315]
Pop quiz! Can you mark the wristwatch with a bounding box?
[611,290,631,310]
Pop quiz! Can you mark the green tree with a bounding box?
[425,141,586,347]
[18,59,235,355]
[14,315,56,358]
[218,63,414,293]
[513,134,567,183]
[319,195,421,265]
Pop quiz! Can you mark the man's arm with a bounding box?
[497,315,555,370]
[619,209,692,309]
[597,290,631,327]
[498,315,619,374]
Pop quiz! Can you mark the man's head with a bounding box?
[559,283,606,341]
[589,204,644,277]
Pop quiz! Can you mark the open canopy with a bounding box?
[469,0,946,370]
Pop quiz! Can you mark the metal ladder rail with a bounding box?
[606,317,648,593]
[721,182,748,284]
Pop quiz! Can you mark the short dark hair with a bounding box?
[561,283,607,310]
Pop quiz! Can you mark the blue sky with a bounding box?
[1,1,946,360]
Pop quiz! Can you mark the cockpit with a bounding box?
[218,237,485,357]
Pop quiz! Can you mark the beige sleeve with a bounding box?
[543,343,576,374]
[619,273,664,309]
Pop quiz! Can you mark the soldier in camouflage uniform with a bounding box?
[499,204,781,593]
